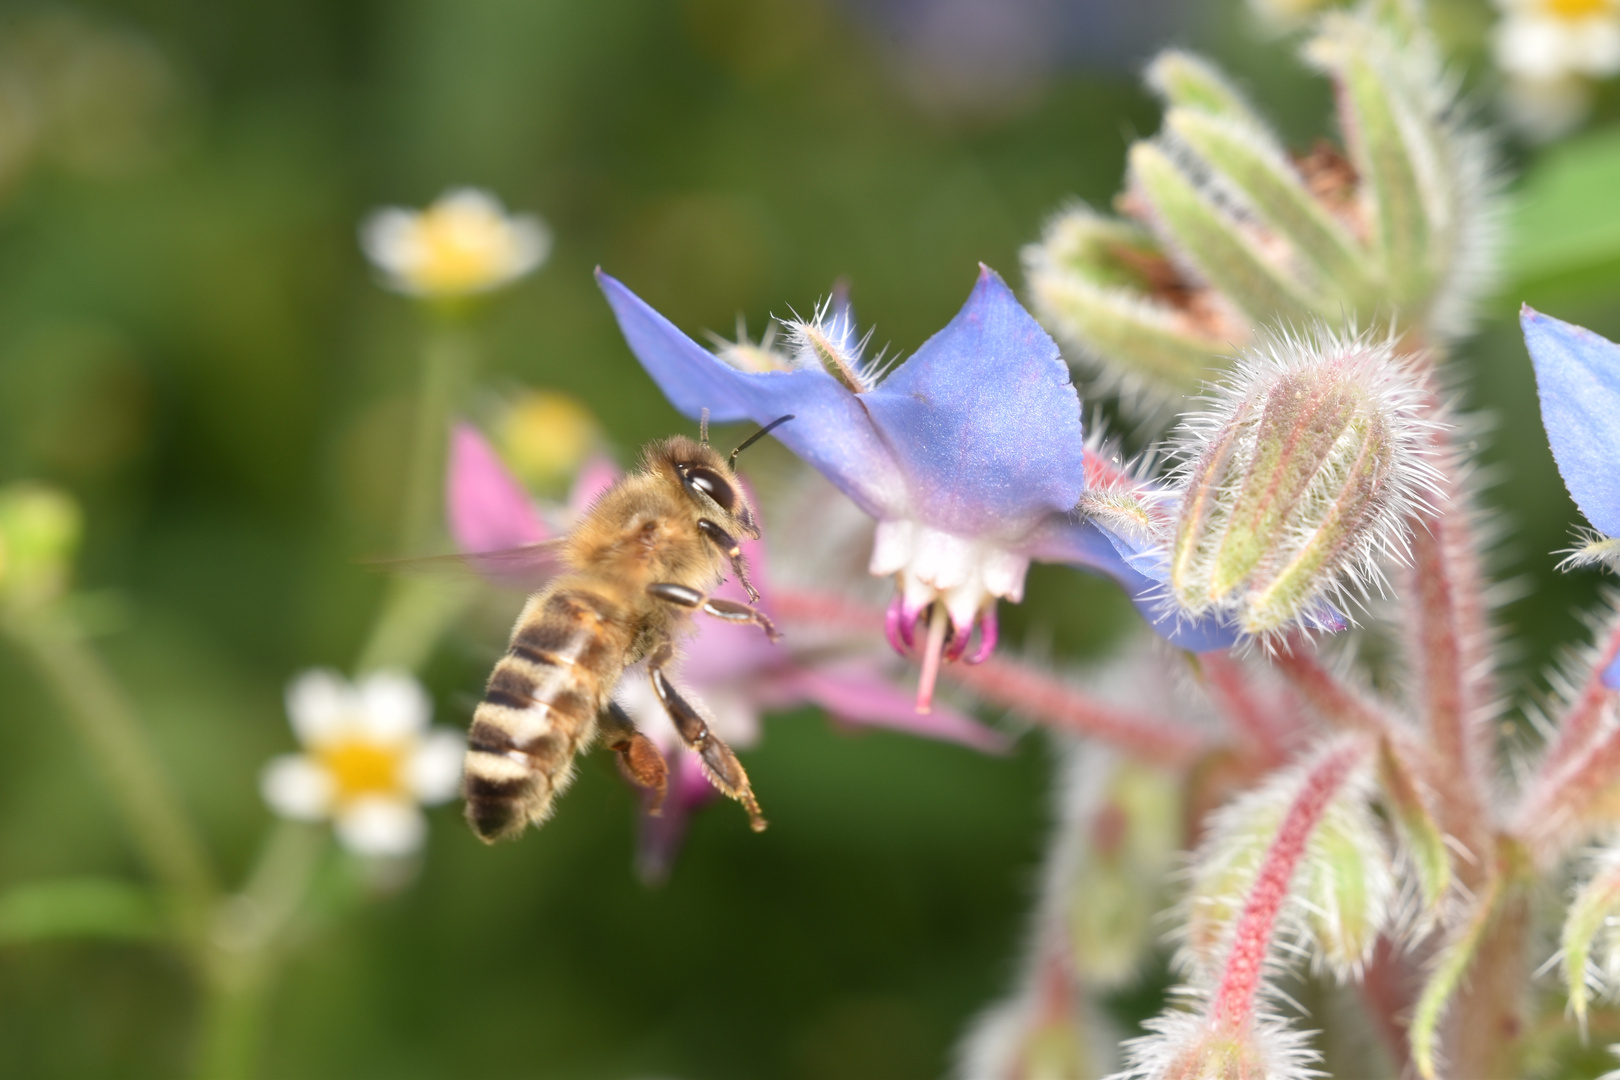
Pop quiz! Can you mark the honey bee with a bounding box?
[461,415,793,843]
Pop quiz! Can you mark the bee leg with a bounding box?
[695,519,760,602]
[646,583,779,642]
[598,701,668,815]
[648,645,767,832]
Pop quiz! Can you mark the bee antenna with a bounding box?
[699,408,710,446]
[729,414,795,472]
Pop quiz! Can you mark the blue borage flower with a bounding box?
[597,266,1238,709]
[1523,306,1620,571]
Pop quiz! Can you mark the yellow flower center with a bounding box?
[1543,0,1609,19]
[407,203,520,294]
[316,739,407,803]
[500,391,598,486]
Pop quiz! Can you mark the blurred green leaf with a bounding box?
[1509,126,1620,297]
[0,877,162,944]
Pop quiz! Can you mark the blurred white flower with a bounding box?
[260,670,463,857]
[360,188,550,298]
[1495,0,1620,136]
[1496,0,1620,81]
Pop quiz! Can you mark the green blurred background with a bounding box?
[1,0,1618,1076]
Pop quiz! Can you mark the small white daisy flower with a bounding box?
[1495,0,1620,82]
[260,670,463,857]
[359,188,551,298]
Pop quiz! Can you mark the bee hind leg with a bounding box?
[647,645,767,832]
[598,701,668,815]
[646,582,779,642]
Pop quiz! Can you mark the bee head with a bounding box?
[665,414,791,535]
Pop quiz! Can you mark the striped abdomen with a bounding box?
[462,586,629,842]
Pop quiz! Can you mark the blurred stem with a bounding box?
[356,319,476,674]
[399,322,472,554]
[1,604,216,941]
[194,969,269,1080]
[354,576,474,675]
[194,822,327,1080]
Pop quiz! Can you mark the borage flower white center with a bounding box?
[260,670,463,857]
[360,188,551,299]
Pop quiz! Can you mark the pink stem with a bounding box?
[1359,937,1415,1075]
[1525,614,1620,790]
[1201,653,1298,765]
[1211,741,1365,1028]
[944,654,1205,766]
[1405,506,1494,872]
[1269,642,1399,740]
[1515,718,1620,858]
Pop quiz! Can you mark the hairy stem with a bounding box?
[947,655,1205,766]
[1514,716,1620,858]
[1270,642,1397,739]
[1210,739,1364,1028]
[1358,937,1414,1076]
[1517,613,1620,822]
[1404,506,1494,873]
[1200,652,1298,764]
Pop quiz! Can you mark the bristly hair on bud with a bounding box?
[1559,841,1620,1035]
[1109,999,1323,1080]
[780,295,884,394]
[1079,419,1180,555]
[1164,323,1443,638]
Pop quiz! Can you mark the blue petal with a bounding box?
[598,270,906,520]
[1604,650,1620,691]
[861,266,1086,536]
[1523,306,1620,537]
[1028,518,1242,652]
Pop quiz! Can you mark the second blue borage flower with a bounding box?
[597,265,1240,711]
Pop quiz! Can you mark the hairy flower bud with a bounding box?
[1167,328,1437,636]
[0,482,82,610]
[1024,9,1497,407]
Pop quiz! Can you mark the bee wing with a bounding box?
[368,539,569,593]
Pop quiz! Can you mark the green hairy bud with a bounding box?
[1023,9,1495,405]
[1167,328,1438,636]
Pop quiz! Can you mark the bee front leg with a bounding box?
[647,644,767,832]
[598,701,668,815]
[646,582,779,642]
[695,519,759,602]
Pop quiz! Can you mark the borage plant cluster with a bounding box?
[9,1,1620,1077]
[587,4,1620,1077]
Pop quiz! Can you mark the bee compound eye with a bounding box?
[682,466,736,511]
